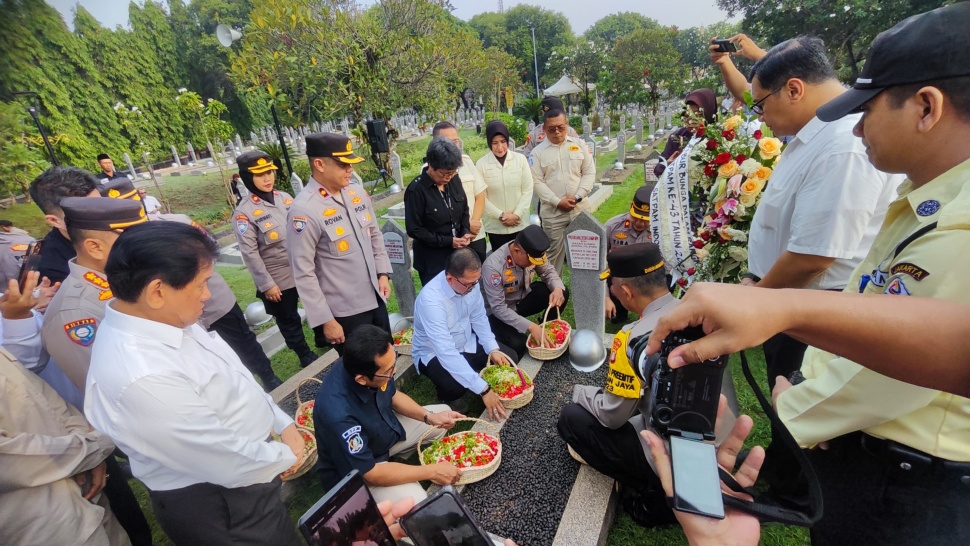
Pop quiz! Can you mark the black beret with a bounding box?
[61,196,148,231]
[600,242,664,280]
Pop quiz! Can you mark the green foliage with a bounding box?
[484,112,527,145]
[602,28,687,114]
[568,115,583,133]
[673,22,746,93]
[583,12,660,46]
[512,98,544,124]
[464,47,525,113]
[175,91,235,151]
[545,39,607,113]
[0,101,47,199]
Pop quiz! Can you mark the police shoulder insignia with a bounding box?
[505,254,514,268]
[490,273,501,287]
[890,262,929,281]
[342,425,364,454]
[98,290,113,301]
[884,276,911,296]
[250,195,261,203]
[623,219,630,229]
[236,220,248,235]
[292,216,308,234]
[604,329,641,399]
[83,271,110,289]
[64,318,97,347]
[10,243,28,252]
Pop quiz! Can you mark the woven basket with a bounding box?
[282,428,319,481]
[527,305,571,360]
[392,316,414,353]
[293,378,321,432]
[418,418,502,485]
[479,353,534,410]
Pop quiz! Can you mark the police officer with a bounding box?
[519,96,580,158]
[233,151,317,368]
[287,133,393,355]
[531,108,596,273]
[0,221,35,287]
[39,196,154,546]
[603,186,653,324]
[481,225,568,358]
[95,154,129,186]
[100,178,284,390]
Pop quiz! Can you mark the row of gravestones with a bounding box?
[380,210,608,336]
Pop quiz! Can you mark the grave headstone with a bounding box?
[527,120,536,132]
[187,142,198,163]
[583,136,596,157]
[616,131,627,166]
[235,134,244,153]
[665,111,673,128]
[122,153,137,179]
[170,145,181,167]
[602,116,611,140]
[582,115,589,125]
[620,114,627,134]
[635,117,643,144]
[380,221,415,317]
[582,122,591,137]
[340,120,350,136]
[389,151,403,186]
[290,172,304,195]
[648,117,657,138]
[564,212,607,335]
[508,137,516,151]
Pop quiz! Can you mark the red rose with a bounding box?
[753,130,763,140]
[703,164,715,177]
[714,152,732,165]
[696,125,706,137]
[706,139,718,150]
[693,239,704,249]
[735,154,748,163]
[677,278,688,287]
[718,236,728,244]
[686,267,696,276]
[700,230,711,241]
[722,129,736,141]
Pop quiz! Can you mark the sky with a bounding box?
[49,0,735,33]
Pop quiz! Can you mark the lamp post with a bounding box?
[12,91,59,166]
[529,25,540,99]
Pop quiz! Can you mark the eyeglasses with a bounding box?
[450,274,478,294]
[373,362,397,380]
[435,169,458,180]
[545,124,568,134]
[751,86,784,115]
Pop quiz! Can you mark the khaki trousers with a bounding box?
[369,404,450,505]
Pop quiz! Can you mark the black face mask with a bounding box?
[241,170,275,205]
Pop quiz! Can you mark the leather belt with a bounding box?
[859,433,970,487]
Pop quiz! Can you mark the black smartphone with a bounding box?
[17,241,43,292]
[298,470,396,546]
[399,486,503,546]
[670,435,725,519]
[713,39,738,53]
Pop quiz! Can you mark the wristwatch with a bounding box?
[423,412,432,424]
[480,386,492,397]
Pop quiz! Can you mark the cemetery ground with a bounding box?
[7,128,806,545]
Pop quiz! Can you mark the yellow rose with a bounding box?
[717,160,738,179]
[740,177,766,196]
[753,165,773,180]
[723,115,743,131]
[758,137,783,159]
[739,191,759,208]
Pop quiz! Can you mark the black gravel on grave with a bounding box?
[276,368,332,416]
[461,357,609,546]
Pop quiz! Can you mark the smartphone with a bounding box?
[298,470,396,546]
[399,486,503,546]
[713,39,738,53]
[17,242,43,292]
[670,435,725,519]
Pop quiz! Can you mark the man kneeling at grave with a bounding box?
[412,248,519,421]
[603,186,653,324]
[557,243,738,528]
[313,325,466,504]
[481,225,568,359]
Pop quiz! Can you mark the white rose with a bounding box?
[727,246,748,262]
[735,203,748,217]
[723,227,748,242]
[695,247,710,260]
[738,158,761,177]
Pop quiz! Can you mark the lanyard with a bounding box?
[438,186,458,237]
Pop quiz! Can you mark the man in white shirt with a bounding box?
[85,221,305,545]
[136,188,162,214]
[412,248,517,421]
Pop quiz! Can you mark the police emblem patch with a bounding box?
[884,276,911,296]
[337,240,350,252]
[490,273,501,287]
[352,197,362,204]
[64,318,97,347]
[324,208,337,216]
[292,216,308,234]
[269,231,279,240]
[916,199,940,216]
[342,426,364,454]
[236,221,248,235]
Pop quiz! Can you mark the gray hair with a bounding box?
[426,137,462,171]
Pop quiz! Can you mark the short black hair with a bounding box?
[342,325,393,379]
[432,121,457,136]
[445,248,481,277]
[613,269,668,296]
[885,75,970,121]
[105,222,220,303]
[425,137,462,170]
[749,36,837,91]
[29,167,99,216]
[0,220,12,227]
[543,108,567,123]
[66,226,108,248]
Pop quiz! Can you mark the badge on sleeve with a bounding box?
[64,318,97,346]
[236,220,248,235]
[342,425,364,454]
[490,273,501,287]
[604,329,641,399]
[292,216,308,234]
[890,262,929,281]
[916,200,940,216]
[284,198,293,206]
[884,276,911,296]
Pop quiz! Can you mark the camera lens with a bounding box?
[655,406,673,425]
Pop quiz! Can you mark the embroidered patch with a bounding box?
[490,273,501,287]
[269,231,279,240]
[890,262,929,281]
[337,240,350,252]
[916,199,940,216]
[352,197,362,204]
[884,276,911,296]
[283,198,293,206]
[605,328,641,399]
[568,145,580,151]
[504,269,513,276]
[324,208,337,216]
[505,254,514,268]
[235,214,248,221]
[98,290,113,301]
[64,318,97,346]
[318,188,329,198]
[250,195,261,203]
[357,213,372,224]
[236,221,248,235]
[614,232,628,239]
[342,426,364,454]
[292,216,307,234]
[83,272,110,289]
[253,209,264,217]
[263,221,274,229]
[623,219,630,229]
[10,243,28,252]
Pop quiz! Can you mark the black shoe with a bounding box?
[622,489,678,528]
[443,397,469,414]
[299,351,318,368]
[261,375,283,392]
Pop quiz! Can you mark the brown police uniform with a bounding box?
[603,186,653,323]
[0,229,35,287]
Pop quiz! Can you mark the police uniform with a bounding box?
[101,178,283,390]
[603,186,653,324]
[233,152,316,367]
[530,134,596,272]
[481,225,568,358]
[0,229,35,287]
[38,196,154,546]
[287,133,393,354]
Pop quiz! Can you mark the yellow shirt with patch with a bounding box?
[778,158,970,460]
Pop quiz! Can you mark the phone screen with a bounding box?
[17,242,43,292]
[400,489,494,546]
[299,470,396,546]
[670,436,725,519]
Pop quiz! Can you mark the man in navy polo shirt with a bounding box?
[313,325,465,504]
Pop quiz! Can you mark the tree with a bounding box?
[546,39,607,113]
[464,47,524,113]
[583,12,660,47]
[602,28,686,115]
[0,101,47,199]
[673,22,744,92]
[716,0,949,80]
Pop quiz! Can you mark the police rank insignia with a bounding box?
[352,197,362,205]
[10,243,28,252]
[324,208,337,217]
[916,199,940,216]
[253,209,264,217]
[337,240,350,252]
[292,216,308,234]
[269,231,279,240]
[64,318,97,346]
[284,199,293,206]
[83,272,110,290]
[250,195,261,203]
[342,425,364,454]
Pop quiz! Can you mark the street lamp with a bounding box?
[12,91,59,166]
[529,25,540,99]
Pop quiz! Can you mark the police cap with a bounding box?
[305,132,364,164]
[236,151,278,175]
[630,186,651,221]
[600,242,664,280]
[61,196,148,231]
[514,225,550,266]
[99,178,140,201]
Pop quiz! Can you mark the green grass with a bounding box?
[0,201,53,239]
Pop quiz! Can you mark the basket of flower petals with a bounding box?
[293,377,321,432]
[526,305,571,360]
[418,418,502,485]
[479,354,534,409]
[281,428,318,481]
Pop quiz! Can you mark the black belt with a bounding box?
[859,433,970,486]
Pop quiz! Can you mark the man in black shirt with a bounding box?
[29,167,102,284]
[96,153,129,186]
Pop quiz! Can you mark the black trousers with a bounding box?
[557,403,661,494]
[331,295,391,356]
[806,432,970,545]
[208,303,277,382]
[468,238,487,265]
[486,232,519,253]
[257,286,313,358]
[760,333,809,499]
[149,478,301,546]
[420,342,518,401]
[607,277,630,324]
[103,456,153,546]
[487,283,569,358]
